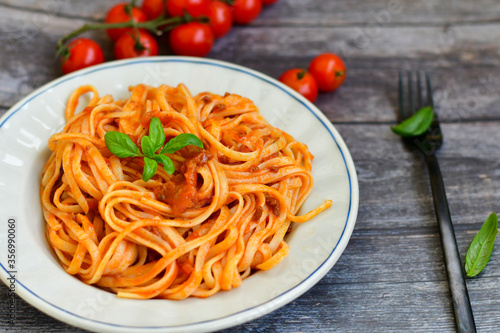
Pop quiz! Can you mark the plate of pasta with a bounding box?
[0,57,358,332]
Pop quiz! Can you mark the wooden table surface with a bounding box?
[1,0,500,332]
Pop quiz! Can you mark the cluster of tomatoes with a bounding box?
[278,53,346,103]
[61,0,278,74]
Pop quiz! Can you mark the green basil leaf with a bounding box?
[142,157,157,182]
[149,117,166,152]
[141,135,156,158]
[465,212,498,277]
[104,131,141,158]
[391,106,434,137]
[160,133,204,154]
[153,154,175,175]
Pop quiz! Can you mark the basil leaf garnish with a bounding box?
[141,135,156,158]
[104,117,204,181]
[465,212,498,277]
[391,106,434,137]
[153,154,175,174]
[160,133,203,154]
[142,157,157,182]
[104,131,142,158]
[149,117,166,152]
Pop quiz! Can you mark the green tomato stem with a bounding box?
[296,70,306,80]
[56,15,185,57]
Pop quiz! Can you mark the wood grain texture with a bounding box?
[0,278,456,333]
[2,0,500,25]
[1,0,500,332]
[2,5,500,121]
[1,120,498,332]
[338,122,500,229]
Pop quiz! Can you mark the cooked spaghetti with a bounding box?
[40,83,332,299]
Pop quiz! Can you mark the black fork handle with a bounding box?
[426,154,476,333]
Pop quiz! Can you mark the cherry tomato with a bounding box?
[208,1,233,38]
[167,0,211,17]
[232,0,262,25]
[114,31,159,60]
[141,0,166,19]
[308,53,346,92]
[105,3,148,41]
[61,38,104,75]
[169,22,214,57]
[262,0,279,4]
[279,69,318,103]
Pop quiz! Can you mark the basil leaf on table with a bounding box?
[391,106,434,137]
[153,154,175,174]
[465,212,498,277]
[149,117,166,152]
[142,157,158,182]
[104,131,142,158]
[160,133,204,154]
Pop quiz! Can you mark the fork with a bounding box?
[398,72,476,333]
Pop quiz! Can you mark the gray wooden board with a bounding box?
[0,120,498,331]
[2,5,500,121]
[2,275,499,332]
[2,0,500,25]
[1,0,500,332]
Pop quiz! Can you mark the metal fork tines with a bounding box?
[398,71,476,333]
[399,72,443,149]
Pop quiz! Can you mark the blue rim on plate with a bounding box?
[0,57,359,332]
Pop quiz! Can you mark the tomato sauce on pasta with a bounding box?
[40,83,332,299]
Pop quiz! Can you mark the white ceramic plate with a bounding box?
[0,57,358,332]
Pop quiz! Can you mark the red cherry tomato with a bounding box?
[114,31,159,60]
[141,0,166,19]
[232,0,262,25]
[208,1,233,38]
[279,69,318,103]
[262,0,279,4]
[169,22,214,57]
[308,53,346,92]
[61,38,104,75]
[167,0,211,17]
[105,3,148,41]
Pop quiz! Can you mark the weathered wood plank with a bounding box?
[2,228,498,332]
[214,25,500,70]
[2,62,500,126]
[0,278,458,332]
[0,118,496,233]
[0,216,457,331]
[0,120,496,278]
[327,228,447,284]
[0,6,111,108]
[1,120,496,330]
[2,0,500,26]
[257,0,500,26]
[465,277,500,332]
[5,274,500,333]
[222,280,456,333]
[2,2,500,332]
[2,4,500,122]
[0,286,86,332]
[228,276,500,333]
[323,67,500,123]
[337,121,500,228]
